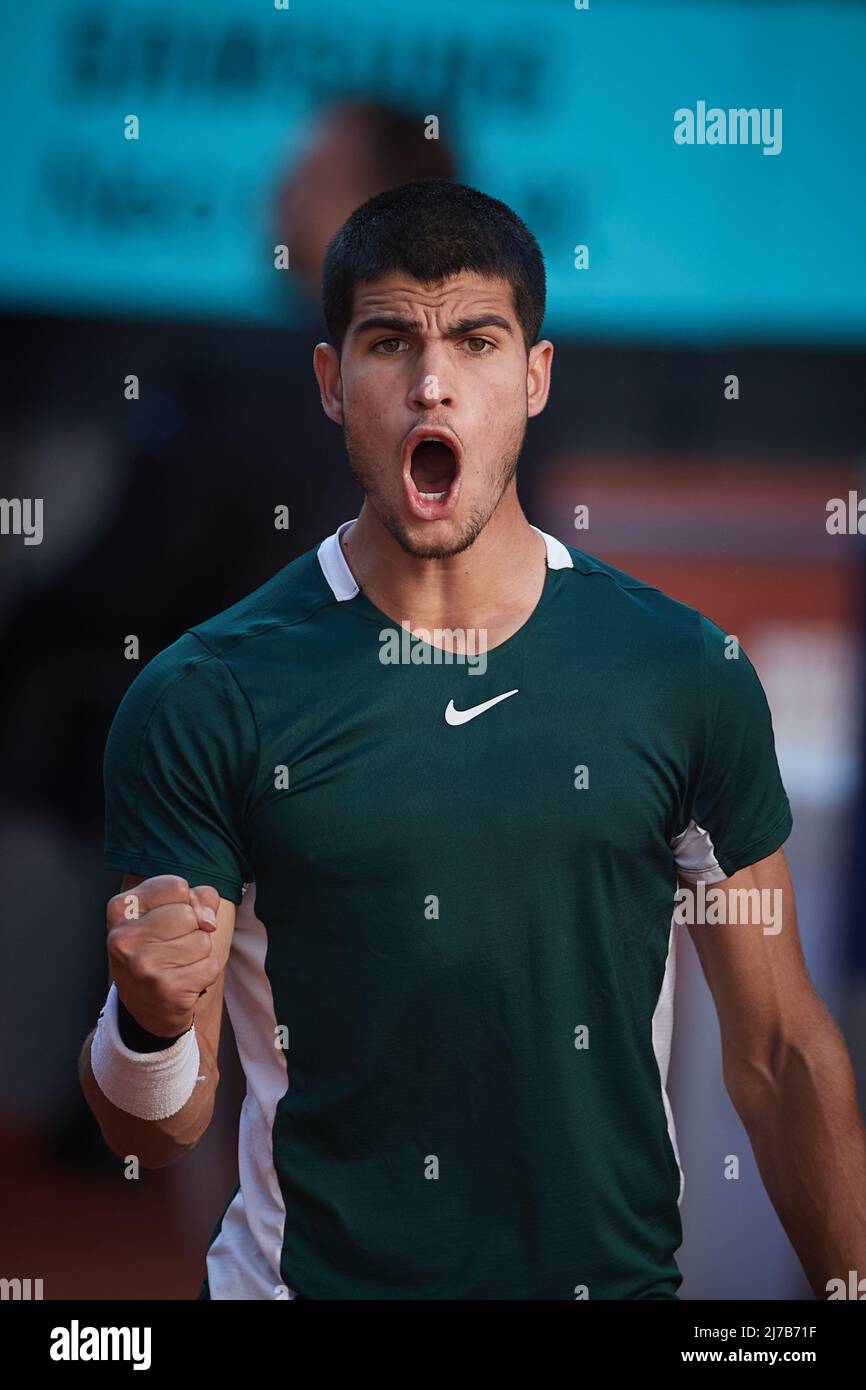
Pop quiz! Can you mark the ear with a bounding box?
[526,339,554,419]
[313,342,343,425]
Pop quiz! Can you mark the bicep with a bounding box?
[681,847,819,1069]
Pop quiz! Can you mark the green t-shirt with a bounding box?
[103,520,792,1299]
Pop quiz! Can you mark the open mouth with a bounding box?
[411,440,457,499]
[403,429,462,520]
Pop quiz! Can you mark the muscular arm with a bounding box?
[78,873,237,1169]
[684,847,866,1297]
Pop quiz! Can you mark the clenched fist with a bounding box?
[106,874,224,1038]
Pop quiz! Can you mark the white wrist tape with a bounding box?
[90,982,201,1121]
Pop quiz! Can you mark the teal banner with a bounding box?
[0,0,863,342]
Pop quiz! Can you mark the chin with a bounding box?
[390,510,485,561]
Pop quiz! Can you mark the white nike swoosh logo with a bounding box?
[444,690,519,725]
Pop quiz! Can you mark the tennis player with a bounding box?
[80,179,866,1299]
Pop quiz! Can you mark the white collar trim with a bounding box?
[316,517,572,602]
[530,524,574,571]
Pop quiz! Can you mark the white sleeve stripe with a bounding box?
[670,819,727,884]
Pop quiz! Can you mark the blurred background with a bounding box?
[1,0,865,1300]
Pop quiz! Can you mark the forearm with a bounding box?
[728,1004,866,1298]
[78,1023,219,1170]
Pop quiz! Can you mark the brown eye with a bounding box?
[465,338,492,353]
[374,338,405,354]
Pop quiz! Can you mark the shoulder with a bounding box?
[185,539,339,661]
[551,541,773,742]
[107,540,338,741]
[554,538,718,654]
[120,538,337,695]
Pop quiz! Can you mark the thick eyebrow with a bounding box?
[351,314,514,340]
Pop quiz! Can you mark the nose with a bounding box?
[408,343,455,412]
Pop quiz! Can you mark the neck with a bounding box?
[340,486,547,631]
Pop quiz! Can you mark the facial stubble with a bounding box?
[342,399,528,560]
